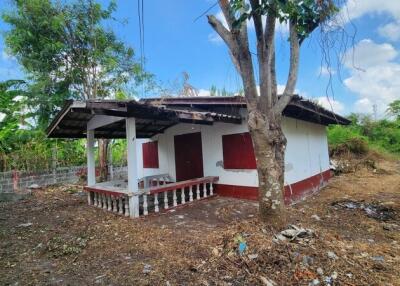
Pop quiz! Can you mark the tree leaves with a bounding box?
[230,0,339,43]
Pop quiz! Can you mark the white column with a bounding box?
[86,130,95,205]
[126,117,139,218]
[87,130,96,186]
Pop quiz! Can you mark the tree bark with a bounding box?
[247,109,287,228]
[208,2,301,230]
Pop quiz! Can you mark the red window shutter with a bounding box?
[142,141,159,168]
[222,132,257,169]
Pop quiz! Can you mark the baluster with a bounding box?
[97,193,102,208]
[93,192,97,206]
[189,185,194,202]
[102,194,107,210]
[107,195,112,211]
[124,197,129,217]
[87,192,92,205]
[154,193,159,213]
[164,191,169,209]
[196,184,200,199]
[210,181,214,196]
[180,188,186,204]
[173,189,178,207]
[143,194,148,215]
[96,193,101,208]
[157,178,161,187]
[118,197,123,215]
[112,197,118,212]
[203,183,208,198]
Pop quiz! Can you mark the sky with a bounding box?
[0,0,399,118]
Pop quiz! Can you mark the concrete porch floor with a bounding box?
[142,196,258,230]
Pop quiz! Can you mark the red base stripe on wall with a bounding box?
[214,170,332,204]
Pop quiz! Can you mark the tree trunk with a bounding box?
[98,139,109,182]
[248,109,287,229]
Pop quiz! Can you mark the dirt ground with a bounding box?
[0,159,399,286]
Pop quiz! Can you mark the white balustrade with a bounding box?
[143,194,148,215]
[118,198,123,215]
[173,189,178,207]
[196,184,200,200]
[181,188,186,204]
[164,191,169,209]
[189,185,194,202]
[124,198,129,217]
[154,193,159,212]
[86,176,218,218]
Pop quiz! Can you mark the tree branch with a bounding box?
[207,15,236,52]
[274,21,299,115]
[258,13,276,112]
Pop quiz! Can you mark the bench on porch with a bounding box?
[84,175,219,218]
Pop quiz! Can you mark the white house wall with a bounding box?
[134,109,330,188]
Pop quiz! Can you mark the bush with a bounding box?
[330,137,369,157]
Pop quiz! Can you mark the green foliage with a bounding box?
[387,100,400,120]
[209,85,236,97]
[328,110,400,157]
[230,0,338,42]
[0,0,150,172]
[2,0,147,127]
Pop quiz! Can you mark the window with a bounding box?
[222,132,256,169]
[142,141,159,168]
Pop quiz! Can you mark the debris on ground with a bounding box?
[16,222,32,228]
[332,200,396,221]
[27,184,41,189]
[311,214,321,221]
[0,157,399,285]
[142,264,152,274]
[274,224,314,243]
[327,251,338,260]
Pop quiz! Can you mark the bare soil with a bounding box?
[0,159,399,286]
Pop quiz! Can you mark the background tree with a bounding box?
[387,100,400,120]
[3,0,147,180]
[208,0,338,227]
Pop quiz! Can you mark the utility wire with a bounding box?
[137,0,145,97]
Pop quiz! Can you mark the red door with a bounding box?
[174,132,204,181]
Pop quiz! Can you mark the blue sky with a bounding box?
[1,0,399,117]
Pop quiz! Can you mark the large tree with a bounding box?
[208,0,337,227]
[3,0,146,180]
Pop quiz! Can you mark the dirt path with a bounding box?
[0,159,399,285]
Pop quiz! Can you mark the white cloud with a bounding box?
[378,21,400,42]
[197,89,211,96]
[343,39,400,116]
[339,1,400,42]
[343,39,397,69]
[340,0,400,23]
[318,66,336,76]
[316,96,345,114]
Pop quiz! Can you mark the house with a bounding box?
[46,95,350,218]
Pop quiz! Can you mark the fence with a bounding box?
[0,165,127,193]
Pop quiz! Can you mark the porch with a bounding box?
[84,175,219,217]
[46,99,239,218]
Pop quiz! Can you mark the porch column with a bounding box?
[86,130,96,205]
[126,117,139,218]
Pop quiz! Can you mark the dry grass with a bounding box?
[0,158,399,285]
